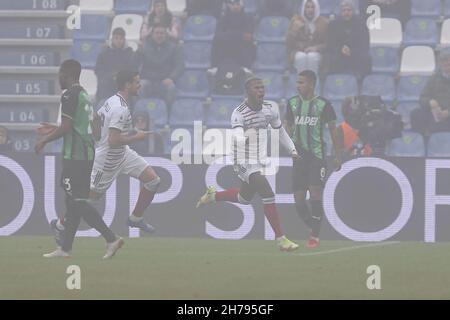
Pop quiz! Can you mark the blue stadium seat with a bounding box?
[253,43,287,71]
[114,0,150,14]
[386,131,425,157]
[183,15,217,42]
[286,73,321,98]
[255,16,290,43]
[183,41,212,69]
[0,0,67,10]
[256,72,285,101]
[445,0,450,17]
[134,98,169,128]
[318,0,336,16]
[411,0,442,18]
[397,75,429,102]
[0,80,52,95]
[395,102,419,130]
[323,74,359,101]
[74,15,109,40]
[70,40,103,69]
[403,18,439,46]
[361,74,396,103]
[207,98,241,128]
[0,22,62,39]
[428,132,450,157]
[370,47,400,74]
[0,50,57,66]
[169,99,205,127]
[243,0,258,16]
[176,70,210,98]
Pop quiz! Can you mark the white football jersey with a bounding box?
[96,93,132,154]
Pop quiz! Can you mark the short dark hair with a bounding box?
[60,59,81,80]
[112,27,126,37]
[245,76,263,91]
[116,70,139,90]
[298,70,317,88]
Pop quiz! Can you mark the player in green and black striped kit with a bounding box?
[35,59,123,259]
[285,70,342,248]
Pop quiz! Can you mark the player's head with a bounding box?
[151,23,167,45]
[116,70,141,96]
[340,0,355,20]
[297,70,317,98]
[111,27,126,49]
[245,77,265,106]
[59,59,81,90]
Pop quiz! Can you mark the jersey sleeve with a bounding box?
[109,108,128,132]
[231,109,244,129]
[61,89,78,121]
[269,102,282,129]
[322,100,337,124]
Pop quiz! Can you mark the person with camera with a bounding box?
[285,70,342,248]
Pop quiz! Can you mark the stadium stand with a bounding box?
[114,0,150,15]
[80,69,97,99]
[369,18,403,47]
[79,0,114,14]
[386,131,426,157]
[397,75,430,102]
[74,14,109,40]
[206,97,240,128]
[323,74,359,102]
[169,98,205,127]
[110,14,143,42]
[370,47,400,74]
[440,19,450,47]
[183,41,212,70]
[70,40,103,69]
[253,42,287,72]
[167,0,187,16]
[361,74,396,103]
[403,18,439,46]
[395,102,420,130]
[176,70,210,98]
[255,16,290,43]
[428,132,450,157]
[134,98,169,129]
[183,15,217,42]
[411,0,442,19]
[256,72,285,101]
[400,46,436,76]
[318,0,336,17]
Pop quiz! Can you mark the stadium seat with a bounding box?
[169,99,205,127]
[70,40,103,69]
[318,0,336,16]
[0,0,66,10]
[167,0,187,15]
[323,74,359,101]
[286,73,321,98]
[110,14,143,42]
[80,69,97,98]
[445,0,450,17]
[256,72,285,101]
[428,132,450,157]
[361,74,396,103]
[255,16,290,43]
[134,98,169,128]
[369,18,402,47]
[176,70,210,98]
[397,75,429,102]
[253,43,287,71]
[206,97,241,128]
[395,102,419,130]
[0,80,52,95]
[243,0,258,16]
[411,0,442,19]
[74,15,109,40]
[79,0,113,13]
[183,41,212,69]
[370,47,400,74]
[400,46,436,76]
[403,18,439,46]
[183,15,217,42]
[441,19,450,47]
[386,131,425,157]
[0,50,57,66]
[114,0,150,14]
[0,22,62,39]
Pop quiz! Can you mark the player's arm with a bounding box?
[35,117,72,154]
[270,104,298,158]
[108,127,149,147]
[328,121,342,171]
[284,100,295,136]
[92,112,102,142]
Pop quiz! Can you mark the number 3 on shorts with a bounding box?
[63,178,72,192]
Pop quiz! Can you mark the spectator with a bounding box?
[411,53,450,135]
[0,126,12,152]
[130,111,165,155]
[185,0,224,18]
[209,0,256,95]
[259,0,296,18]
[324,0,371,78]
[134,24,185,109]
[286,0,329,75]
[360,0,411,27]
[140,0,181,44]
[95,27,134,102]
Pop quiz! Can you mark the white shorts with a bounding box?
[90,147,149,194]
[233,163,263,184]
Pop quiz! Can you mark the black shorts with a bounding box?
[292,149,327,192]
[60,159,93,200]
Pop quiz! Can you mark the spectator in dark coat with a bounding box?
[325,0,372,78]
[134,24,185,109]
[95,27,134,102]
[411,53,450,135]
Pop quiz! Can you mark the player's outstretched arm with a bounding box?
[35,118,72,154]
[108,128,150,147]
[278,126,299,158]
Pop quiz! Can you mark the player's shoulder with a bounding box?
[314,95,332,107]
[232,100,248,114]
[61,85,84,101]
[105,95,128,111]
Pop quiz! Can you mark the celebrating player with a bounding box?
[285,70,342,248]
[36,59,123,259]
[197,77,300,252]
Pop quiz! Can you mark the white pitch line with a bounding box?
[297,241,400,257]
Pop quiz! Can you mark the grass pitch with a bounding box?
[1,236,450,300]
